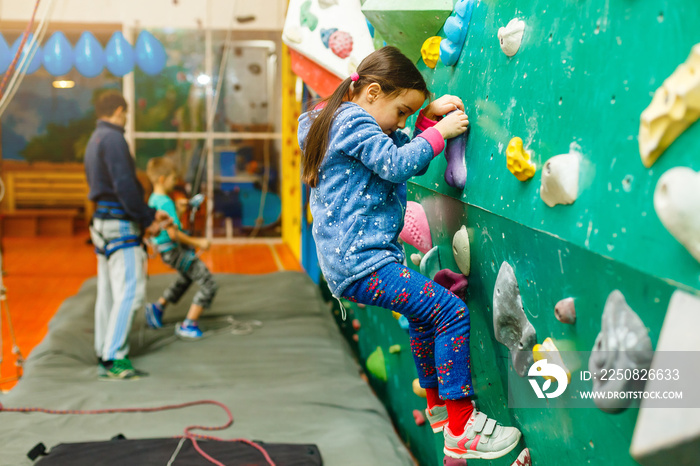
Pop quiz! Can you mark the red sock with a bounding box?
[445,397,474,436]
[425,387,445,409]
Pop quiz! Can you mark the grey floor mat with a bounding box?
[0,272,413,466]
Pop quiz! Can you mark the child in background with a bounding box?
[298,46,521,459]
[144,157,218,340]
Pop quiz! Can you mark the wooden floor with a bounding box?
[0,233,302,391]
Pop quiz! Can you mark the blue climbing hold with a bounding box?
[398,315,409,332]
[320,28,338,48]
[440,0,475,67]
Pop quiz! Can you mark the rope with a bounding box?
[0,399,276,466]
[0,0,41,99]
[0,0,56,118]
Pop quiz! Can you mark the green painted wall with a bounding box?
[327,0,700,465]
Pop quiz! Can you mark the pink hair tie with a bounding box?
[350,72,359,82]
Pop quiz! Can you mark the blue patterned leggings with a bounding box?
[342,262,473,400]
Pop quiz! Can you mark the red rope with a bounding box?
[0,0,42,99]
[0,399,276,466]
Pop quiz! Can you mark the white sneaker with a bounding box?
[443,410,521,459]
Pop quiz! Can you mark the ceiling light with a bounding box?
[52,80,75,89]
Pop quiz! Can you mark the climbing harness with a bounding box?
[91,202,143,260]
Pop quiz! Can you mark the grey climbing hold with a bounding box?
[554,297,576,324]
[589,290,653,414]
[452,225,471,276]
[493,262,537,376]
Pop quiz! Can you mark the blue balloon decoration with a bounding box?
[74,32,105,78]
[0,33,11,74]
[43,31,74,76]
[105,31,134,77]
[134,30,167,76]
[10,33,43,74]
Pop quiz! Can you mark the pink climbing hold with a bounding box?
[352,334,359,342]
[412,409,426,426]
[328,30,353,59]
[433,269,469,299]
[352,319,361,331]
[400,201,433,254]
[554,297,576,324]
[444,456,468,466]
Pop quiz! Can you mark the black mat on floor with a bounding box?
[34,437,322,466]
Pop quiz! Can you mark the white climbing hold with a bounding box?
[347,55,359,75]
[318,0,338,7]
[498,18,525,57]
[283,26,303,44]
[540,145,581,207]
[452,225,471,276]
[654,167,700,263]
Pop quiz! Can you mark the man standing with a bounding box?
[84,90,169,380]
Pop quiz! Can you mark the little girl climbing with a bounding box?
[298,46,521,460]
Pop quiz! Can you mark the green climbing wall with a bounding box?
[327,0,700,465]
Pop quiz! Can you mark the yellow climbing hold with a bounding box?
[392,311,402,320]
[533,337,571,383]
[506,137,536,181]
[639,43,700,167]
[421,36,442,69]
[412,378,427,398]
[389,344,401,354]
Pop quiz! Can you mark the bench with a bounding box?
[2,171,92,236]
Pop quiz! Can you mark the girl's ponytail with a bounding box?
[301,77,353,187]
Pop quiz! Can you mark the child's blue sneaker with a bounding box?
[145,302,164,328]
[175,321,203,340]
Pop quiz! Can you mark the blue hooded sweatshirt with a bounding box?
[298,102,444,297]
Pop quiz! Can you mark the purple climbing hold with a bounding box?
[434,269,468,299]
[320,28,338,48]
[444,110,469,189]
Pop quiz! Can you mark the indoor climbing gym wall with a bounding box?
[332,0,700,465]
[286,0,700,465]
